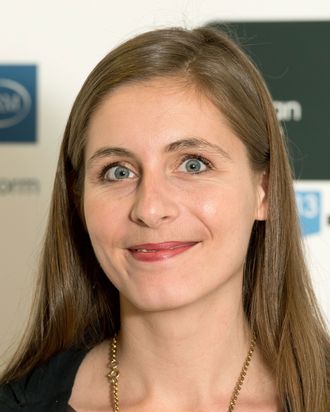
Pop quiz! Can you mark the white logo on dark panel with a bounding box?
[274,100,302,122]
[0,78,32,128]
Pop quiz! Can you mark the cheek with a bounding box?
[195,183,257,246]
[197,182,255,217]
[83,192,122,249]
[199,196,219,217]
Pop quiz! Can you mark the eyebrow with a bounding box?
[87,137,232,168]
[165,137,232,160]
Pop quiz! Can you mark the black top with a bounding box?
[0,348,87,411]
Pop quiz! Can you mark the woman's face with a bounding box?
[83,78,267,311]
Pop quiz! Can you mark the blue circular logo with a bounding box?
[0,78,32,129]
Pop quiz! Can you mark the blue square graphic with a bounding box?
[296,191,322,236]
[0,65,37,143]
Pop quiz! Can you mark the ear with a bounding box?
[255,170,268,221]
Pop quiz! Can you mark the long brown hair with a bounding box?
[1,26,329,411]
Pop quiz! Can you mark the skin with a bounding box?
[69,78,279,411]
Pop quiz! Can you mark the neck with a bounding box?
[117,285,255,410]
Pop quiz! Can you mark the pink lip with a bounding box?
[128,241,199,262]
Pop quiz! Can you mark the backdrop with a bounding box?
[1,0,329,368]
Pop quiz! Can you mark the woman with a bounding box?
[0,25,329,412]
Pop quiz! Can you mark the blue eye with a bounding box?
[179,157,209,173]
[104,165,135,181]
[100,155,212,182]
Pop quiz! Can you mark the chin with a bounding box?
[120,288,202,313]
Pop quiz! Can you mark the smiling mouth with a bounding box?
[131,243,195,252]
[129,241,198,251]
[127,241,199,262]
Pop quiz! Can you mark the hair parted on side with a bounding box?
[1,25,329,411]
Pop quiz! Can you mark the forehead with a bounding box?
[85,77,247,162]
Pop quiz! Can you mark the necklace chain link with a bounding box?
[107,333,256,412]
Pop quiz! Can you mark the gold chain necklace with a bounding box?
[107,333,256,412]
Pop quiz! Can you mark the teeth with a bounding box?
[135,245,185,252]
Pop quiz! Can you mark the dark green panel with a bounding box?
[207,21,330,180]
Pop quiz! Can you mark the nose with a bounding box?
[129,174,180,228]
